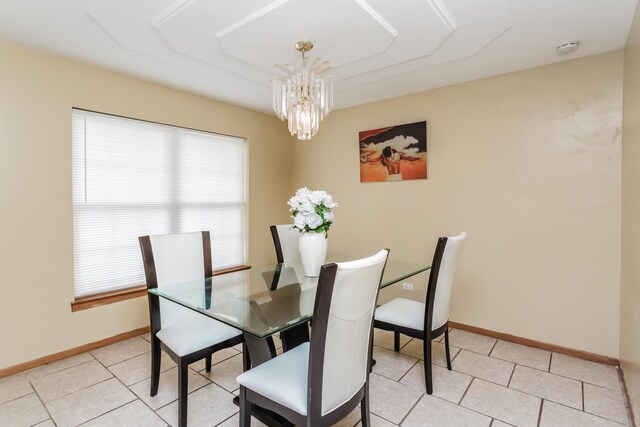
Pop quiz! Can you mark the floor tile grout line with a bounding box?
[453,345,510,360]
[5,328,630,427]
[492,359,559,376]
[192,371,216,394]
[435,388,500,423]
[537,399,544,427]
[195,348,242,371]
[99,361,160,424]
[370,410,402,427]
[28,381,56,426]
[449,369,512,389]
[485,352,552,372]
[581,394,632,425]
[392,342,463,364]
[506,371,587,411]
[99,344,185,422]
[491,419,516,427]
[395,358,420,383]
[94,350,152,370]
[90,336,151,368]
[488,338,499,355]
[444,353,623,402]
[28,358,99,385]
[493,417,517,426]
[121,349,229,391]
[541,396,630,425]
[112,349,240,414]
[214,411,238,426]
[398,337,412,351]
[542,369,622,393]
[374,343,420,358]
[35,375,116,407]
[506,363,516,388]
[51,365,138,425]
[75,399,138,426]
[448,344,493,357]
[125,364,175,389]
[588,408,630,425]
[458,373,552,415]
[450,347,461,364]
[549,351,623,380]
[495,352,622,392]
[198,353,244,394]
[457,376,475,405]
[134,393,170,425]
[450,350,514,385]
[397,392,425,426]
[0,389,36,406]
[137,365,221,416]
[370,412,400,426]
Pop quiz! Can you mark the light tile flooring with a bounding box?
[0,329,633,426]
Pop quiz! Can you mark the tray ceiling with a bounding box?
[0,0,636,113]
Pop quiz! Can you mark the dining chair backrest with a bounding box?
[427,232,466,332]
[139,231,212,330]
[270,224,301,263]
[309,249,389,417]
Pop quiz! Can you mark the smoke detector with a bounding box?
[556,41,580,55]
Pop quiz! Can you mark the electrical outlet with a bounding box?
[402,282,414,291]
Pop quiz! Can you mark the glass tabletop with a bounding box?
[149,254,430,338]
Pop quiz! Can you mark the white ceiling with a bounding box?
[0,0,636,113]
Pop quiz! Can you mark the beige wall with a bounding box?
[0,37,628,369]
[292,52,623,357]
[0,41,293,369]
[621,4,640,424]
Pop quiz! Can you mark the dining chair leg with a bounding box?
[360,383,371,427]
[150,336,161,396]
[178,360,188,427]
[239,386,250,427]
[423,338,433,395]
[444,328,452,370]
[205,354,212,372]
[242,342,251,372]
[394,331,400,352]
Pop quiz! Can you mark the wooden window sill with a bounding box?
[71,264,251,312]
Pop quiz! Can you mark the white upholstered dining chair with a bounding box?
[236,249,389,427]
[374,232,466,395]
[139,231,243,427]
[270,224,301,263]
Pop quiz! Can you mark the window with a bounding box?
[72,109,246,298]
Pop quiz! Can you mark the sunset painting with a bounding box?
[359,121,427,182]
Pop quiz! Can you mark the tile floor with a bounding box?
[0,328,633,426]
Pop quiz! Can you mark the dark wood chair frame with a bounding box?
[139,231,244,427]
[268,224,311,350]
[269,224,288,263]
[374,237,451,395]
[239,254,388,427]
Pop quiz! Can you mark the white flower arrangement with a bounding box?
[288,187,338,235]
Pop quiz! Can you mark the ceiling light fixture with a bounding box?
[556,41,580,55]
[272,41,333,140]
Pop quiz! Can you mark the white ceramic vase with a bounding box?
[299,231,328,277]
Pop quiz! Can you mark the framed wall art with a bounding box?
[359,121,427,183]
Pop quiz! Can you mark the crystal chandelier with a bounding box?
[272,41,334,140]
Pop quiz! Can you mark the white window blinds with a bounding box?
[72,109,247,298]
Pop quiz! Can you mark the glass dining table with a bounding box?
[149,254,429,352]
[149,254,429,426]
